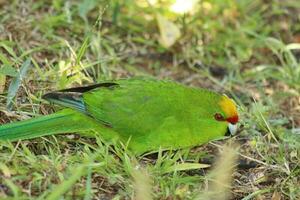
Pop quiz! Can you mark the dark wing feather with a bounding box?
[42,82,119,112]
[58,82,119,93]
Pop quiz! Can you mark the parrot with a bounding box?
[0,78,239,154]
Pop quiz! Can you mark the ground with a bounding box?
[0,0,299,199]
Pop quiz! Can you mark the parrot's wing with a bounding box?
[42,82,119,112]
[42,82,121,126]
[82,79,183,135]
[43,79,177,136]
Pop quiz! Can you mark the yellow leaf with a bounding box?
[0,163,11,178]
[271,191,281,200]
[157,14,181,48]
[0,75,6,93]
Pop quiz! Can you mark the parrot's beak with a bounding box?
[228,123,238,135]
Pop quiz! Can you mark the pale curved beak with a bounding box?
[228,123,238,135]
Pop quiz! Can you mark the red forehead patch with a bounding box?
[226,115,239,124]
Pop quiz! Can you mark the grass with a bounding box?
[0,0,299,199]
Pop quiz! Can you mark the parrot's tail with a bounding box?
[0,109,98,141]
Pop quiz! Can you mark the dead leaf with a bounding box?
[156,14,181,48]
[0,75,5,93]
[271,191,281,200]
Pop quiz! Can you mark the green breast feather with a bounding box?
[0,78,230,154]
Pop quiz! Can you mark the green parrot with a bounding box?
[0,78,239,154]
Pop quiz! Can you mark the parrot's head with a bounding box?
[214,95,239,135]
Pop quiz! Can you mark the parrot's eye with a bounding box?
[214,113,225,121]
